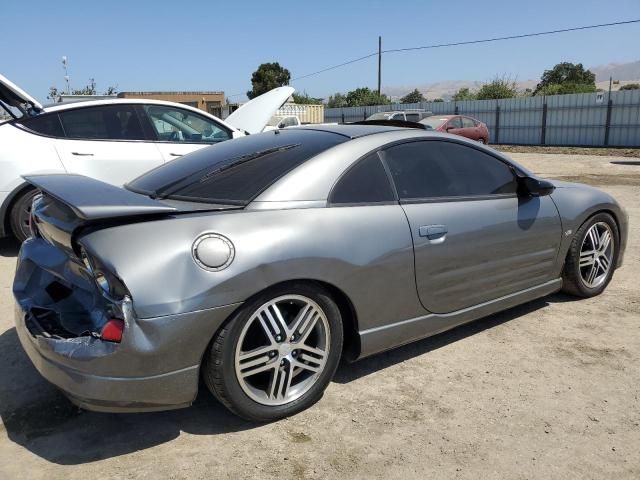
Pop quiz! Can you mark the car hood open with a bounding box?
[0,73,43,116]
[224,86,295,134]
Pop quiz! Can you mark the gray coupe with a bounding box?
[13,124,628,421]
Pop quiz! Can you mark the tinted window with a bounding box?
[383,141,517,199]
[128,129,347,205]
[331,153,395,204]
[59,105,145,140]
[461,117,475,128]
[405,113,420,122]
[143,105,230,143]
[19,114,64,137]
[447,117,463,129]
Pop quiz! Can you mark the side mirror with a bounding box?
[519,177,555,197]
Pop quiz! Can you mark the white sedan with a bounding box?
[0,73,294,241]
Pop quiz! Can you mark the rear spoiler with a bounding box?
[24,174,177,221]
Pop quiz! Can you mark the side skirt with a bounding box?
[357,278,562,359]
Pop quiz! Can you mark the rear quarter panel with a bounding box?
[79,205,425,330]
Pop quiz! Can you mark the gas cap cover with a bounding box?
[192,233,235,271]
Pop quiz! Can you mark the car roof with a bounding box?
[42,98,217,115]
[296,123,418,139]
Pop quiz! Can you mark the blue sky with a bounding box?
[3,0,640,102]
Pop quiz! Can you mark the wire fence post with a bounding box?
[494,104,501,144]
[363,108,367,121]
[454,104,459,115]
[540,102,548,145]
[604,98,613,146]
[341,109,345,123]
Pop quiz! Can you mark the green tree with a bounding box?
[400,88,425,104]
[326,92,347,108]
[620,83,640,90]
[452,87,476,101]
[247,62,291,99]
[475,76,519,100]
[344,87,391,107]
[431,98,444,102]
[292,92,322,104]
[534,62,596,95]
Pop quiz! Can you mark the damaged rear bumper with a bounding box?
[13,238,240,413]
[14,303,198,412]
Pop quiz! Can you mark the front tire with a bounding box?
[562,212,619,298]
[9,189,38,243]
[203,282,343,421]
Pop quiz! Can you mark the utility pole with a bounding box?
[62,56,70,94]
[377,36,382,96]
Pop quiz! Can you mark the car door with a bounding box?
[380,139,562,314]
[443,116,463,136]
[54,104,163,186]
[139,104,233,160]
[460,116,479,140]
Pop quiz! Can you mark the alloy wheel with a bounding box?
[234,295,330,406]
[579,221,614,289]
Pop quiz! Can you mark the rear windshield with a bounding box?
[127,129,347,205]
[420,116,449,129]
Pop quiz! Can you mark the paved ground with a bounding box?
[0,152,639,479]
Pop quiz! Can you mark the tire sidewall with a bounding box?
[10,189,38,242]
[212,283,343,421]
[569,213,619,296]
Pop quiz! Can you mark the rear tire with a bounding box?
[9,189,38,243]
[202,282,343,422]
[562,212,619,298]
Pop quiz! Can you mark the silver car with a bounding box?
[13,124,628,421]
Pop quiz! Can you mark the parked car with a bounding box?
[263,115,301,131]
[14,124,627,421]
[0,73,294,241]
[420,115,489,144]
[366,110,432,122]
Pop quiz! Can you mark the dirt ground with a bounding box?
[0,151,639,480]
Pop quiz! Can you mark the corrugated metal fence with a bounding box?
[323,90,640,147]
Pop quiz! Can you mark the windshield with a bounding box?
[366,112,394,121]
[420,116,449,129]
[127,129,347,205]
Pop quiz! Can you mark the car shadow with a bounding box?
[0,237,19,258]
[334,297,550,384]
[0,295,554,465]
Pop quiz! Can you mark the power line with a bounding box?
[228,19,640,97]
[291,19,640,83]
[383,19,640,54]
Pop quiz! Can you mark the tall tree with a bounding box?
[452,87,476,101]
[475,76,519,100]
[292,92,322,104]
[344,87,391,106]
[326,92,347,108]
[534,62,596,95]
[400,88,425,104]
[247,62,291,99]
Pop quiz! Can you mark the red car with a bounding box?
[420,115,490,144]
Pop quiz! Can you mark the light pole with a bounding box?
[62,56,70,94]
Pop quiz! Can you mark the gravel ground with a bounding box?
[0,152,638,479]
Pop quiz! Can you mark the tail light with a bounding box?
[101,319,125,343]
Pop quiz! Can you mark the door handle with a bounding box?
[419,224,448,241]
[169,153,183,157]
[71,152,94,156]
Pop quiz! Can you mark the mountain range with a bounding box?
[382,60,640,101]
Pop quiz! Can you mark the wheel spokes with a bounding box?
[235,295,331,406]
[579,249,596,267]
